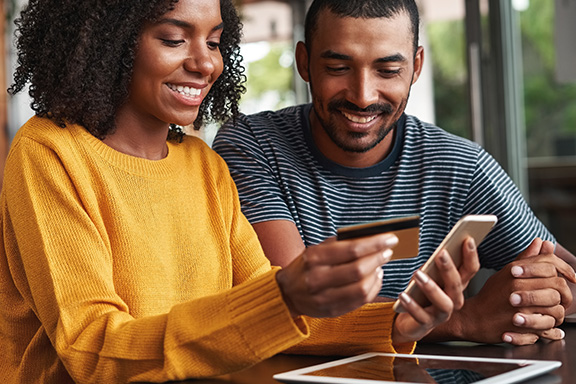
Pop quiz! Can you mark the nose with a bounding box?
[348,70,379,109]
[183,45,219,78]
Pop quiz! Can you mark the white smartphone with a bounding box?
[393,214,498,313]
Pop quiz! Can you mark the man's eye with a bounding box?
[381,69,401,76]
[326,67,347,73]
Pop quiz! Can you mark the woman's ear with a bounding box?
[295,41,311,83]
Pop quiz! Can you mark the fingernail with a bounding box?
[559,329,566,339]
[511,266,523,277]
[467,237,476,251]
[400,292,412,304]
[377,267,384,280]
[438,250,449,264]
[382,249,393,263]
[509,293,521,306]
[415,270,429,284]
[385,234,399,247]
[503,334,513,343]
[513,314,526,326]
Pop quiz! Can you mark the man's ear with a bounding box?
[295,41,310,83]
[411,46,424,85]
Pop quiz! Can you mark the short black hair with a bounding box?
[304,0,420,54]
[8,0,246,139]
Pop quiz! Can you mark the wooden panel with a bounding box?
[555,0,576,83]
[528,161,576,253]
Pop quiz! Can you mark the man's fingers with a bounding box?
[511,254,576,283]
[509,277,572,308]
[538,327,566,341]
[502,332,540,346]
[516,238,544,260]
[540,240,556,255]
[512,312,557,330]
[511,263,558,279]
[509,288,562,307]
[502,327,566,345]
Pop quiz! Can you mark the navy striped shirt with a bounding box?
[213,104,554,297]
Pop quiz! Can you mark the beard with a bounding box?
[313,98,401,154]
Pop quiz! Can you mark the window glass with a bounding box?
[521,0,576,159]
[522,0,576,251]
[424,6,470,139]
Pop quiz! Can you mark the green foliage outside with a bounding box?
[240,42,295,114]
[426,19,470,139]
[519,0,576,157]
[426,0,576,157]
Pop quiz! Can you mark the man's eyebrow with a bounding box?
[375,53,407,63]
[157,18,224,31]
[320,50,407,63]
[320,50,352,60]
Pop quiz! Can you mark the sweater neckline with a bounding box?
[73,124,182,178]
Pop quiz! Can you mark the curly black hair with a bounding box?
[8,0,246,140]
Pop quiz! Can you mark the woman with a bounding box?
[0,0,478,382]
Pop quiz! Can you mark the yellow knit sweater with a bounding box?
[0,116,412,383]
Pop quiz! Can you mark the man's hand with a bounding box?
[445,238,576,345]
[502,238,576,344]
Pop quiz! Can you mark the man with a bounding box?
[213,0,576,345]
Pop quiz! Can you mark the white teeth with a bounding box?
[342,111,377,123]
[167,83,201,97]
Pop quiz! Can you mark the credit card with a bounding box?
[336,215,420,260]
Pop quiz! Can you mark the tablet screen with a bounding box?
[273,353,561,384]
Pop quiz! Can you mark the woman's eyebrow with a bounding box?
[158,18,192,28]
[157,18,224,32]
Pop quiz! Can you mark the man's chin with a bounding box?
[336,142,379,154]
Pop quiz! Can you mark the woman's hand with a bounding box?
[392,237,480,344]
[276,233,399,318]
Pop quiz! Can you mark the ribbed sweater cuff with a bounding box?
[288,302,416,356]
[347,304,416,354]
[227,269,309,359]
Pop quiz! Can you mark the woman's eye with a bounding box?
[207,41,220,50]
[161,39,185,47]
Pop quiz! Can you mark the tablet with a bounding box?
[273,352,561,384]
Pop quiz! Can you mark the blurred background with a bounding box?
[2,0,576,252]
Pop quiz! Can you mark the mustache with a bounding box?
[327,99,393,114]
